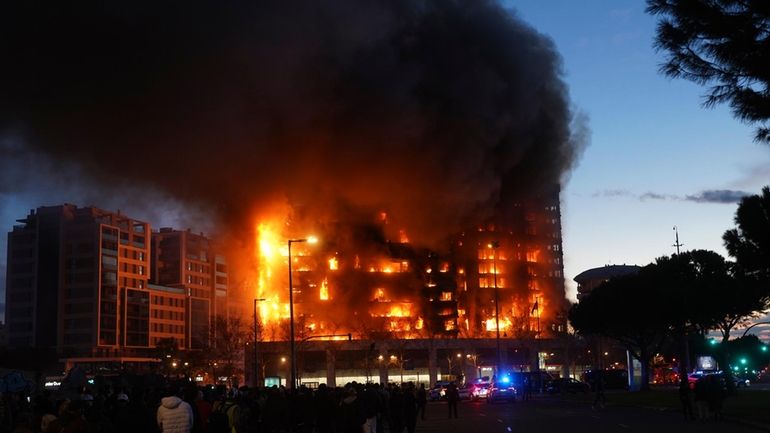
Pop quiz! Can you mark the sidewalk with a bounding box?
[546,388,770,431]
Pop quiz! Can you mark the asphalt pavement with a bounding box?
[415,396,764,433]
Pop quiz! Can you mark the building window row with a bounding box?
[186,261,211,274]
[186,275,210,286]
[152,309,185,320]
[121,277,145,289]
[152,296,185,307]
[152,323,184,334]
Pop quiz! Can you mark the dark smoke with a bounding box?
[1,0,585,248]
[685,190,750,204]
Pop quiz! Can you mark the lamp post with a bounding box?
[288,236,317,391]
[253,298,266,387]
[488,241,501,378]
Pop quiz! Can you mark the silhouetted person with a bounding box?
[445,383,459,419]
[591,372,605,410]
[415,384,427,420]
[693,376,709,421]
[340,387,364,433]
[522,376,532,401]
[403,384,417,433]
[706,375,724,422]
[678,378,694,421]
[389,386,404,433]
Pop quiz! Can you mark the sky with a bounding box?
[2,1,769,339]
[509,0,770,340]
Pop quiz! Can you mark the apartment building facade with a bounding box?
[4,204,227,367]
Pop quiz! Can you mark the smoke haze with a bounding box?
[1,0,585,250]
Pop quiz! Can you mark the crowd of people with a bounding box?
[679,375,726,422]
[0,380,433,433]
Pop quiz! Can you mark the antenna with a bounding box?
[672,226,684,255]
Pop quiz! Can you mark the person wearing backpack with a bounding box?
[210,394,238,433]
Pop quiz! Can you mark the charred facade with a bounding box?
[252,189,567,343]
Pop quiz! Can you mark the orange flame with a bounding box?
[320,278,329,301]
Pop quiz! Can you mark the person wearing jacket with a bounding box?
[157,388,194,433]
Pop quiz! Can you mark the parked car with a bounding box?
[546,378,590,394]
[688,371,749,389]
[429,381,451,401]
[470,381,491,400]
[458,383,474,400]
[487,381,517,403]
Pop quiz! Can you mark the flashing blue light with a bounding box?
[501,376,510,384]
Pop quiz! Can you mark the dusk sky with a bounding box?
[2,1,769,340]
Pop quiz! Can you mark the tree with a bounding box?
[571,250,767,391]
[724,186,770,283]
[569,272,670,391]
[208,315,248,381]
[154,337,180,376]
[647,1,770,142]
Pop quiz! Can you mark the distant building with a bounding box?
[151,227,230,349]
[573,265,641,301]
[4,204,227,368]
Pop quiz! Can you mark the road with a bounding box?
[415,397,763,433]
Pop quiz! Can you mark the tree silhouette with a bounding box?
[569,272,669,391]
[647,1,770,142]
[724,186,770,284]
[208,315,248,381]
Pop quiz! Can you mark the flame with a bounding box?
[328,257,338,270]
[256,222,284,325]
[387,305,410,317]
[368,259,407,273]
[416,317,424,329]
[374,288,387,301]
[526,249,540,263]
[320,278,329,301]
[485,317,512,332]
[399,229,409,243]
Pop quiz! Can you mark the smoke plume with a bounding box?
[1,0,585,249]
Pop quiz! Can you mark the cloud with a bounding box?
[592,189,633,198]
[685,189,751,204]
[640,192,677,201]
[593,188,751,204]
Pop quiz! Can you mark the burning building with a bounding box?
[248,188,567,344]
[2,0,587,383]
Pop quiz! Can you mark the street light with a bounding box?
[488,241,501,378]
[288,236,318,391]
[253,298,267,387]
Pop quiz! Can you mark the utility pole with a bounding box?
[672,226,684,254]
[672,226,690,378]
